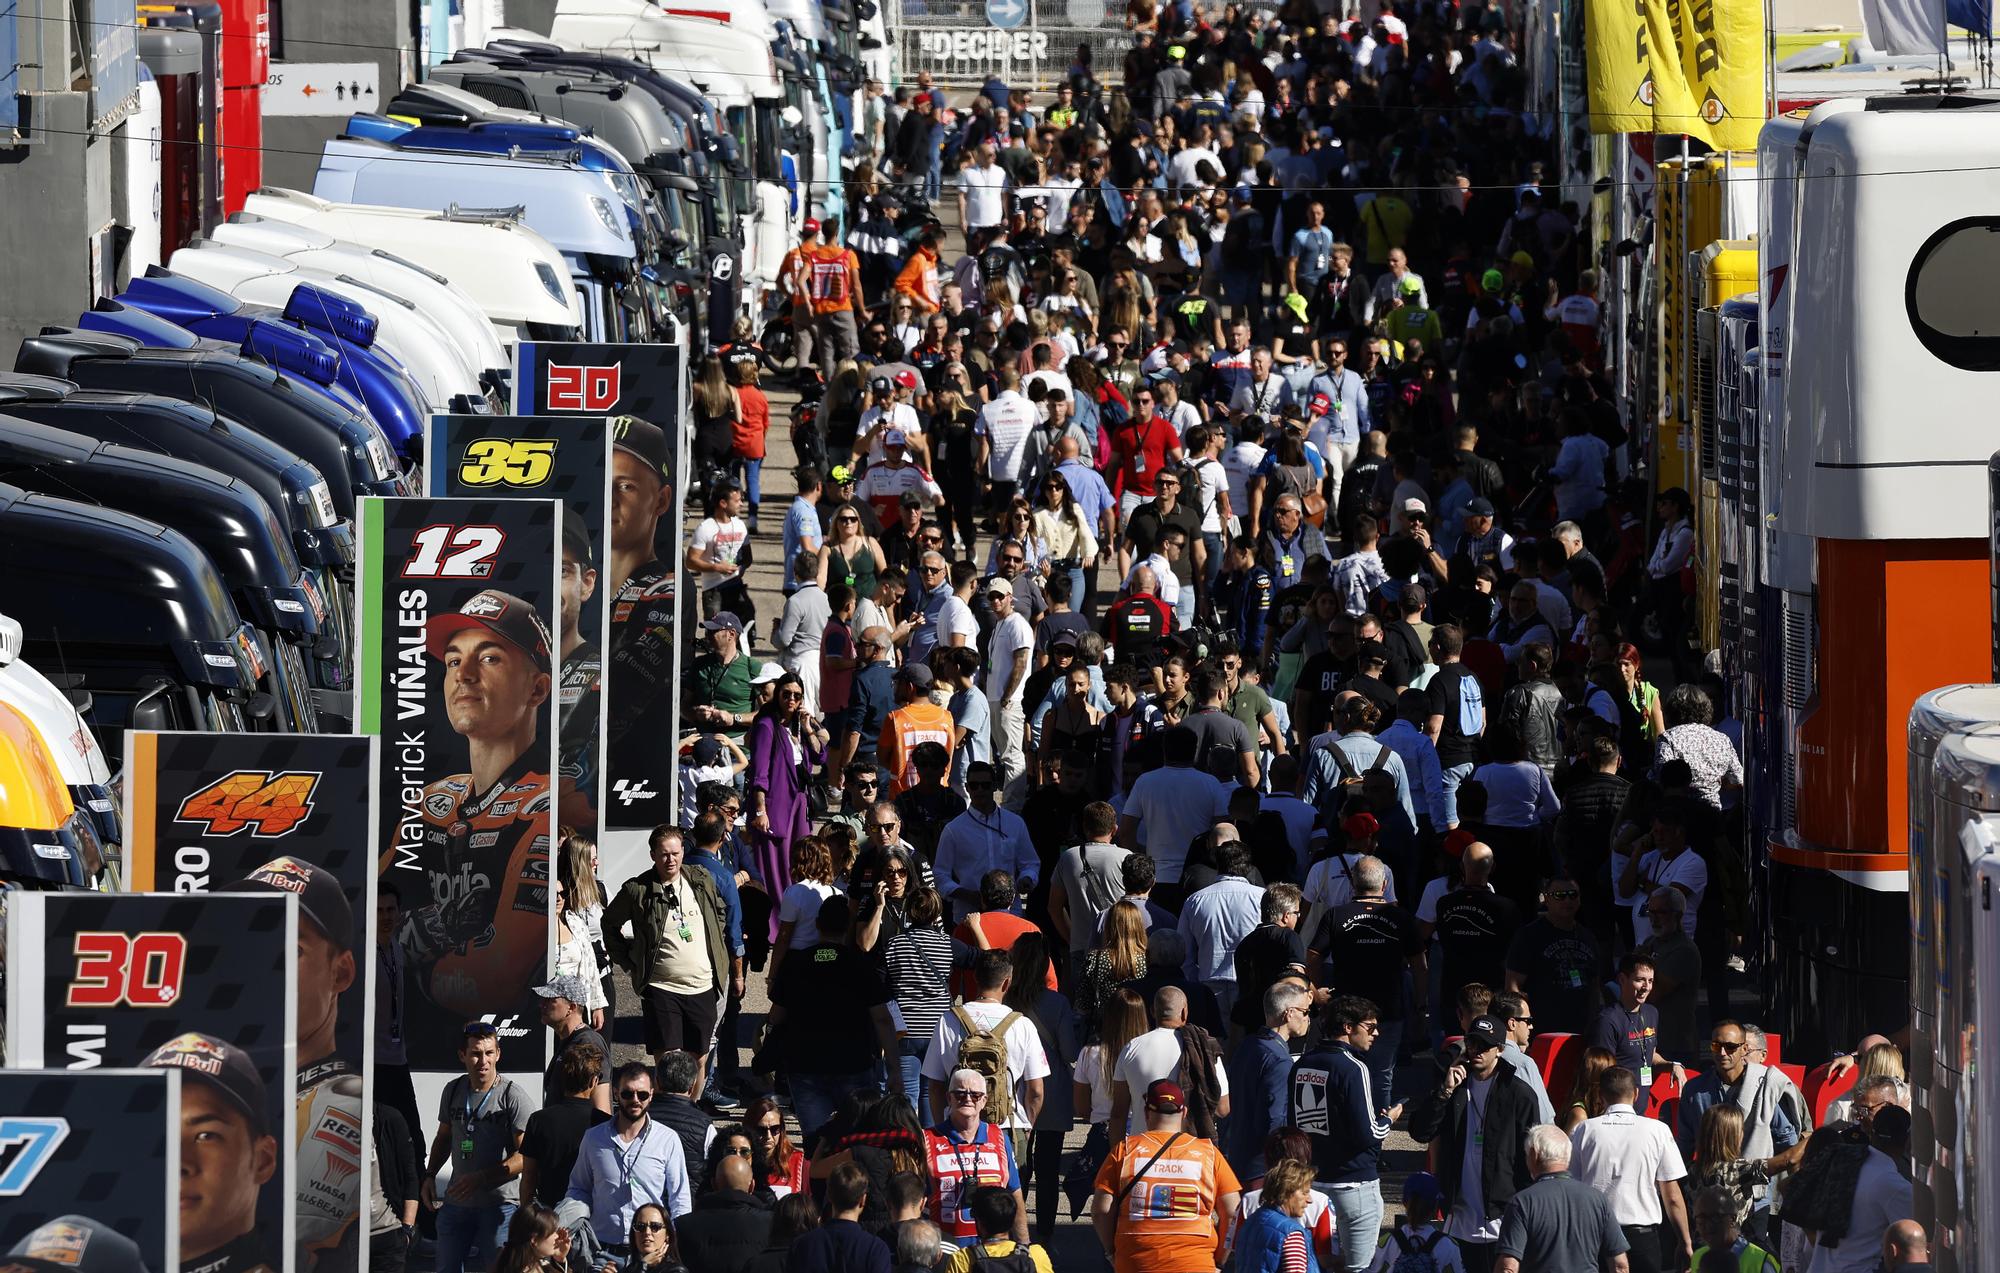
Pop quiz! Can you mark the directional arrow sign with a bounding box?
[986,0,1027,30]
[264,61,381,118]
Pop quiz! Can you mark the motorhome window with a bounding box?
[754,102,782,177]
[1906,217,2000,371]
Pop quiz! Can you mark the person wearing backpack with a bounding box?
[940,1186,1053,1273]
[1301,696,1416,836]
[1365,1172,1466,1273]
[921,948,1050,1160]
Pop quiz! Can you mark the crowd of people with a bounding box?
[371,1,1937,1272]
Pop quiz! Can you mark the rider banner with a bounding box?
[355,497,558,1079]
[428,415,614,841]
[5,891,299,1273]
[514,342,688,884]
[122,730,378,1270]
[0,1069,178,1269]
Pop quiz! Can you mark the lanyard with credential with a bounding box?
[617,1118,654,1187]
[460,1081,497,1160]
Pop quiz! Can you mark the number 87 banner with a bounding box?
[355,497,560,1079]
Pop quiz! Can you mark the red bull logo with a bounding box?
[150,1032,227,1076]
[20,1221,89,1266]
[252,856,314,896]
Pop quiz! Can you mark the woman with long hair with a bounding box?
[691,353,738,491]
[1040,266,1095,336]
[816,501,885,601]
[1616,641,1669,743]
[770,835,840,979]
[494,1204,569,1273]
[985,500,1046,574]
[928,384,981,557]
[1820,1041,1907,1127]
[728,357,772,533]
[883,884,955,1123]
[551,876,609,1031]
[888,294,923,351]
[617,1203,684,1273]
[559,834,614,1022]
[746,671,828,945]
[1688,1104,1770,1226]
[1032,475,1097,611]
[1005,932,1079,1243]
[1074,899,1148,1034]
[742,1192,820,1273]
[810,1090,926,1237]
[1062,986,1149,1217]
[1561,1046,1619,1132]
[746,1094,808,1197]
[1230,1129,1338,1270]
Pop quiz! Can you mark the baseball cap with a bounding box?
[532,974,594,1006]
[1443,828,1477,859]
[1052,631,1080,649]
[143,1032,268,1130]
[4,1217,149,1273]
[612,415,670,482]
[1510,250,1535,269]
[898,492,926,510]
[427,589,554,674]
[1464,1014,1506,1051]
[703,611,744,635]
[1481,268,1506,293]
[1402,1171,1444,1214]
[1145,1079,1186,1112]
[983,576,1013,597]
[1401,496,1428,515]
[1342,811,1379,839]
[1309,391,1333,417]
[1356,639,1390,668]
[690,737,724,766]
[1284,291,1310,322]
[1465,496,1497,518]
[229,857,355,952]
[871,374,894,394]
[830,464,856,484]
[1167,43,1186,59]
[1399,275,1423,296]
[802,217,821,236]
[896,662,934,690]
[884,427,909,447]
[750,661,786,686]
[893,369,920,391]
[562,507,595,564]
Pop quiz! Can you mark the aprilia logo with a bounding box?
[546,362,622,411]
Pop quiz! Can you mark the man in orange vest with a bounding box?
[806,217,867,381]
[879,662,955,796]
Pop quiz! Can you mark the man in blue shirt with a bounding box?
[1306,337,1370,507]
[1287,200,1336,302]
[687,809,748,1103]
[566,1061,693,1245]
[905,552,952,665]
[1223,980,1313,1185]
[782,465,824,595]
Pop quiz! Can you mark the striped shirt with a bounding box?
[885,924,958,1043]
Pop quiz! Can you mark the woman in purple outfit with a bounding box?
[746,670,828,942]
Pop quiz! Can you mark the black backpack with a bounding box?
[965,1242,1040,1273]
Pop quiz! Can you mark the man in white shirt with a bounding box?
[1109,985,1231,1140]
[1227,347,1294,428]
[687,483,750,613]
[1569,1065,1692,1271]
[983,578,1035,803]
[923,947,1050,1125]
[855,375,926,465]
[955,141,1011,236]
[1039,156,1083,234]
[1167,142,1222,193]
[975,369,1038,515]
[1049,802,1131,980]
[1619,804,1707,938]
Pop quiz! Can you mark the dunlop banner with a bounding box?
[1585,0,1764,147]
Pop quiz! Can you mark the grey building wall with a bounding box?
[0,92,115,364]
[263,0,414,190]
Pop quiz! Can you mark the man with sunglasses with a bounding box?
[1501,873,1603,1038]
[1673,1022,1807,1212]
[566,1061,691,1247]
[1289,995,1403,1273]
[922,1069,1028,1245]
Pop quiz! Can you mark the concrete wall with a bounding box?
[0,92,115,364]
[263,0,413,190]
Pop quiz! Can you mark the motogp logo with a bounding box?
[545,363,622,411]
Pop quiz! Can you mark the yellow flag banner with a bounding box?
[1669,0,1767,150]
[1585,0,1766,146]
[1583,0,1654,134]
